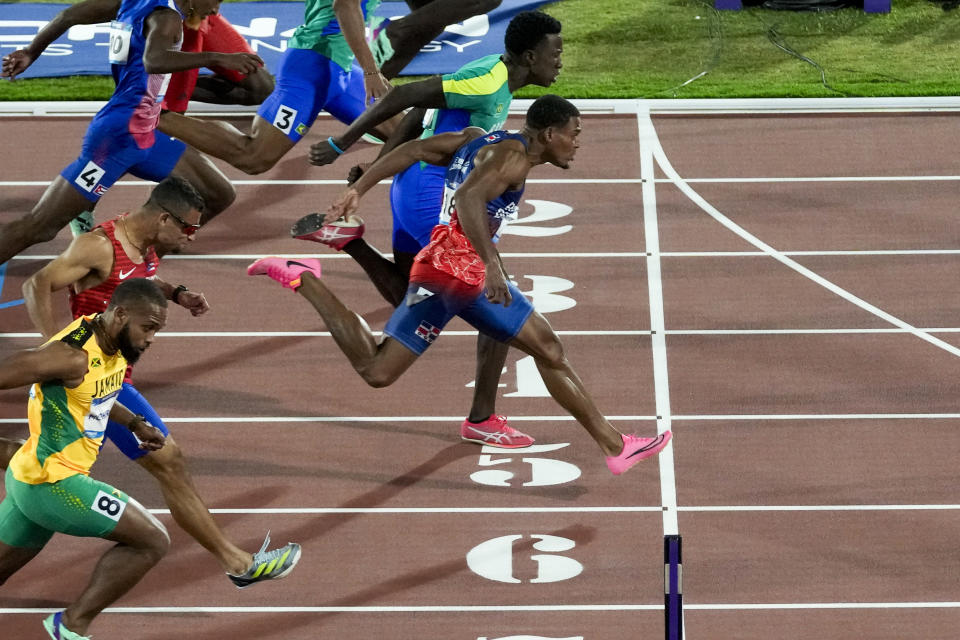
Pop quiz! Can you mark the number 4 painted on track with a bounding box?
[465,356,549,397]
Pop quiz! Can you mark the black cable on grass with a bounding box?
[645,0,724,98]
[747,9,908,95]
[764,22,846,95]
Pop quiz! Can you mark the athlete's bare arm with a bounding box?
[0,342,88,390]
[23,232,115,340]
[327,127,486,220]
[110,403,166,450]
[310,76,447,165]
[333,0,391,101]
[453,141,529,306]
[1,0,121,78]
[151,277,211,317]
[143,8,262,75]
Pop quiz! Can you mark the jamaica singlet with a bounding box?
[9,316,128,484]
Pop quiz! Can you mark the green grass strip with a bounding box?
[2,0,959,100]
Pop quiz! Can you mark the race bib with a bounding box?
[91,489,127,522]
[82,391,119,440]
[109,21,132,64]
[272,105,298,134]
[439,185,456,225]
[74,160,106,194]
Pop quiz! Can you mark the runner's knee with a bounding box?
[197,176,236,215]
[533,332,566,369]
[142,441,188,484]
[235,155,278,175]
[358,364,401,389]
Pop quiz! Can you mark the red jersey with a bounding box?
[69,216,159,318]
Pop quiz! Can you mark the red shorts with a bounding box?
[163,14,256,113]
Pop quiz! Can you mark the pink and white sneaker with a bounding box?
[606,431,672,476]
[291,212,365,251]
[460,414,535,449]
[246,257,322,291]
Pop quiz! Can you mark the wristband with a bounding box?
[171,284,188,304]
[327,137,345,155]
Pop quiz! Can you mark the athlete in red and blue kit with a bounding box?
[0,0,262,265]
[252,95,673,476]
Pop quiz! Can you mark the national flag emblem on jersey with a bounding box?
[90,357,102,368]
[93,184,109,196]
[415,321,441,344]
[485,134,498,142]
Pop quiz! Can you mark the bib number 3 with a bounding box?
[109,21,132,64]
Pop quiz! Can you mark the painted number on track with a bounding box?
[471,443,581,487]
[466,534,583,583]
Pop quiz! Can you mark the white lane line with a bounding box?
[638,106,680,537]
[0,605,663,613]
[7,328,960,339]
[0,330,649,339]
[4,176,960,188]
[4,413,958,425]
[0,178,644,187]
[641,111,960,360]
[655,176,960,183]
[2,602,957,614]
[0,415,658,424]
[687,603,960,610]
[9,249,960,261]
[133,504,960,515]
[674,413,960,420]
[150,507,666,515]
[662,250,960,256]
[3,413,957,425]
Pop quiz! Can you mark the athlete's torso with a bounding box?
[289,0,381,71]
[69,217,159,319]
[415,131,527,285]
[96,0,185,138]
[423,55,513,140]
[442,130,526,240]
[10,317,128,484]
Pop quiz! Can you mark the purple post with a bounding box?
[864,0,891,12]
[715,0,743,8]
[664,535,683,640]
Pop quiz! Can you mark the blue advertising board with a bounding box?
[0,0,548,79]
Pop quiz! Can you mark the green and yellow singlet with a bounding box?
[9,316,127,485]
[288,0,382,72]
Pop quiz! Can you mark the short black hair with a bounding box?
[146,176,206,218]
[504,10,561,58]
[526,94,580,130]
[108,278,167,312]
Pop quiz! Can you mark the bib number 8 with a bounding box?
[91,489,127,522]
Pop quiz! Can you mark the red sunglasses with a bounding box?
[163,208,201,236]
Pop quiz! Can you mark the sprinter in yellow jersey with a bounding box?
[0,278,169,640]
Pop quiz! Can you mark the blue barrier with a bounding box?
[0,0,547,79]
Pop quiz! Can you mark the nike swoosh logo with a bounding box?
[118,267,136,279]
[286,260,311,269]
[625,434,667,459]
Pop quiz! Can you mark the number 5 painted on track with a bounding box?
[470,443,581,487]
